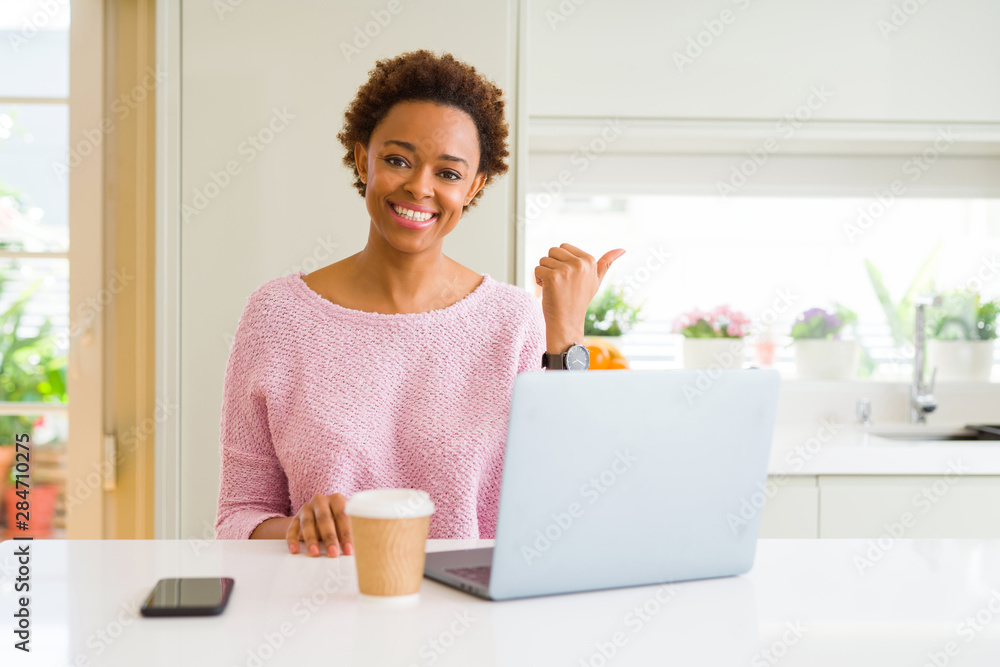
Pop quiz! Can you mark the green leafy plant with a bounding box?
[585,285,645,336]
[865,241,943,346]
[929,290,999,341]
[0,267,68,454]
[789,304,858,341]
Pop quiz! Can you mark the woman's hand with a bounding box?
[286,493,353,557]
[534,244,626,352]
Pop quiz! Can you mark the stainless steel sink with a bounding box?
[868,424,1000,441]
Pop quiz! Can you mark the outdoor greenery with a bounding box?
[0,266,68,448]
[929,290,1000,341]
[865,241,943,346]
[585,285,645,336]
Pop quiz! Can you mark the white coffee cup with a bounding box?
[345,489,435,599]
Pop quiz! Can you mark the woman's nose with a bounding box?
[403,166,434,200]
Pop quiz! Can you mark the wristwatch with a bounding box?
[541,342,590,370]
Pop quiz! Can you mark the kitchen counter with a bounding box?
[3,537,1000,666]
[769,422,1000,476]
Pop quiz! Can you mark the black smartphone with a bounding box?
[139,577,235,617]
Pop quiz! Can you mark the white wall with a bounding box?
[175,0,519,539]
[163,0,1000,538]
[529,0,1000,122]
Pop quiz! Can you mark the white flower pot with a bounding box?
[682,338,745,370]
[926,339,995,382]
[793,339,859,380]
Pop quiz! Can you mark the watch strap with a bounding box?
[541,351,565,369]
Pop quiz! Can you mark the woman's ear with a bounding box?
[465,172,488,206]
[354,142,369,184]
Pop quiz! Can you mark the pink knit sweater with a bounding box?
[214,269,547,541]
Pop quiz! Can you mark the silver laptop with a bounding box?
[424,368,780,601]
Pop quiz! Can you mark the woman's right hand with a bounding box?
[286,493,353,557]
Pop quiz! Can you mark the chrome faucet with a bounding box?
[910,294,942,423]
[856,398,872,427]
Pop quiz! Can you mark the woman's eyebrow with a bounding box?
[383,139,468,167]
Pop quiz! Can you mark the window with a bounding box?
[0,0,72,539]
[523,137,1000,381]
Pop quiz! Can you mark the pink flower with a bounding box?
[672,307,712,333]
[673,305,750,337]
[710,304,751,338]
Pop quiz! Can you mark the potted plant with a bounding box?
[789,305,860,379]
[5,441,61,538]
[864,242,943,378]
[925,290,998,382]
[0,267,67,537]
[672,305,749,370]
[583,285,644,370]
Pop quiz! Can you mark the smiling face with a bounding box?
[355,101,487,255]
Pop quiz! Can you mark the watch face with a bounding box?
[565,344,590,370]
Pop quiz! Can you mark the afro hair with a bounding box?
[337,49,510,214]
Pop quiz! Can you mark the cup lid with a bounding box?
[345,489,435,519]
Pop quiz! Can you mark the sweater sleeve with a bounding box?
[517,295,548,375]
[214,295,292,540]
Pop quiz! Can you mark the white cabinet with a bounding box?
[758,476,818,538]
[529,0,1000,123]
[759,474,1000,538]
[818,475,1000,538]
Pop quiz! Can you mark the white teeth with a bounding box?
[392,204,435,222]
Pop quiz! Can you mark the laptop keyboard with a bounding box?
[444,565,492,586]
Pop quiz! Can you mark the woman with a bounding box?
[214,50,624,557]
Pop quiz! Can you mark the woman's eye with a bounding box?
[440,171,461,181]
[385,157,407,167]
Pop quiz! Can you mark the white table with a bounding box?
[3,538,1000,666]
